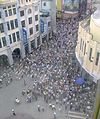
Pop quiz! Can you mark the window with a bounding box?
[28,9,32,14]
[9,9,12,16]
[84,43,86,55]
[0,39,2,48]
[15,19,18,28]
[31,40,35,49]
[3,7,6,9]
[43,2,46,6]
[13,8,16,14]
[35,6,38,11]
[80,38,82,50]
[36,24,39,32]
[0,12,1,18]
[0,23,4,33]
[10,20,14,29]
[21,20,25,27]
[28,17,32,24]
[89,48,93,62]
[48,22,51,27]
[35,15,38,21]
[12,33,16,42]
[29,27,33,35]
[16,31,20,41]
[8,6,11,8]
[82,41,84,52]
[20,10,24,17]
[95,52,100,66]
[5,10,8,17]
[9,35,12,44]
[7,22,10,30]
[2,37,6,46]
[12,5,15,7]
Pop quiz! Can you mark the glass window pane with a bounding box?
[35,15,38,21]
[15,19,18,28]
[80,38,82,50]
[21,20,25,27]
[13,8,16,14]
[2,37,6,46]
[12,5,15,7]
[0,12,1,18]
[0,39,2,48]
[8,6,11,8]
[89,48,92,62]
[7,22,10,30]
[29,27,33,35]
[48,21,51,27]
[16,31,20,41]
[0,23,4,33]
[12,33,16,42]
[9,9,12,16]
[84,43,86,55]
[28,9,32,14]
[20,10,24,17]
[10,20,14,29]
[5,10,8,17]
[9,35,12,44]
[28,17,32,24]
[36,24,39,32]
[95,52,100,66]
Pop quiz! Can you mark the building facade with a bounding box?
[0,0,56,66]
[40,0,56,42]
[17,0,40,53]
[75,9,100,83]
[0,0,24,65]
[40,0,56,34]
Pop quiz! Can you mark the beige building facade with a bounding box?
[75,9,100,83]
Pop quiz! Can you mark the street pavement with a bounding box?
[0,76,68,119]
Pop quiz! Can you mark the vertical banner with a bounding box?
[22,28,27,44]
[40,19,44,33]
[22,28,29,53]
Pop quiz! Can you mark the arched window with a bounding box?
[28,9,32,14]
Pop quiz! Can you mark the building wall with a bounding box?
[75,18,100,82]
[0,0,54,65]
[40,0,56,33]
[56,0,62,12]
[90,17,100,43]
[0,0,40,65]
[0,1,22,65]
[18,0,40,52]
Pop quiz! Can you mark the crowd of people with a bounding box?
[0,17,96,118]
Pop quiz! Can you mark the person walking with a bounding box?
[12,109,16,116]
[37,105,40,112]
[53,112,56,119]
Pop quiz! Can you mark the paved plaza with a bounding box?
[0,18,97,119]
